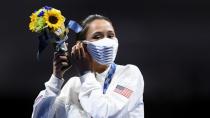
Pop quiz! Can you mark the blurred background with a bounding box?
[0,0,210,117]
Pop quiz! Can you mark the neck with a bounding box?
[93,62,108,73]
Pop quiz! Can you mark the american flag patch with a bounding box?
[114,85,133,98]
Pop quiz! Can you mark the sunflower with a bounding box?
[44,8,65,31]
[29,13,38,32]
[30,13,37,22]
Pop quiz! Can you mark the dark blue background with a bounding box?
[0,0,209,117]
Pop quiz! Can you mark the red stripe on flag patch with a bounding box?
[114,85,133,98]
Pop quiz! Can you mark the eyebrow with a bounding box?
[107,31,115,34]
[91,30,115,35]
[92,31,103,35]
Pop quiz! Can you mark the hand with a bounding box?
[53,49,71,79]
[71,41,92,75]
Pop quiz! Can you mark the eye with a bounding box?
[108,34,115,39]
[107,32,115,39]
[92,32,104,40]
[93,35,102,39]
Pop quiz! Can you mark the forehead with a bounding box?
[88,19,114,32]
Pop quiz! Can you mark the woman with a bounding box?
[32,14,144,118]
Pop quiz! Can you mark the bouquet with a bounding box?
[29,6,82,59]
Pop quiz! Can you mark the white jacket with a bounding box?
[32,64,144,118]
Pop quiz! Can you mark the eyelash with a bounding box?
[93,34,115,39]
[94,35,102,39]
[108,35,114,38]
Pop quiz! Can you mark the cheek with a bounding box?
[86,38,97,42]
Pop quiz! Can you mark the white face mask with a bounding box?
[83,37,119,66]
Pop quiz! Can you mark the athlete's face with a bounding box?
[84,19,117,72]
[85,19,117,42]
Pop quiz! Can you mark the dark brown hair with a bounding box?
[77,14,112,41]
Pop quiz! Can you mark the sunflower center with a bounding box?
[48,16,58,24]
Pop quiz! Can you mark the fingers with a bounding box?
[79,42,86,58]
[71,45,76,59]
[53,52,70,70]
[70,41,93,74]
[54,52,68,61]
[71,41,85,60]
[76,42,81,60]
[54,55,68,65]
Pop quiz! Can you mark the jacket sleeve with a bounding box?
[79,65,144,118]
[31,74,64,118]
